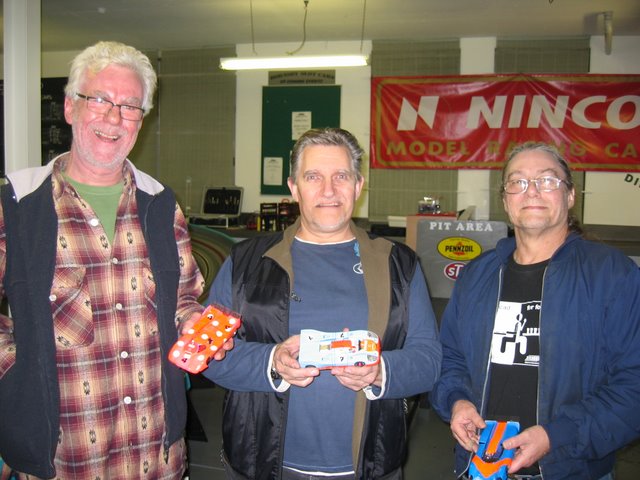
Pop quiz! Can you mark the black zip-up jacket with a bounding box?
[222,221,417,480]
[0,171,186,479]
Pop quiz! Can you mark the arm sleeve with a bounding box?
[378,263,442,399]
[173,203,205,328]
[428,280,475,422]
[200,257,277,392]
[0,202,16,378]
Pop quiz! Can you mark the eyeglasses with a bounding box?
[76,93,145,121]
[503,176,567,195]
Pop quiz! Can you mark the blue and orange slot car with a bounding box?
[468,420,520,480]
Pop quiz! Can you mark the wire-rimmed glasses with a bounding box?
[76,93,145,121]
[503,176,567,194]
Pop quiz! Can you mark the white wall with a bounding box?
[42,50,80,77]
[3,0,42,173]
[233,41,372,217]
[584,36,640,226]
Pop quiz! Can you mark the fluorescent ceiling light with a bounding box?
[219,54,368,70]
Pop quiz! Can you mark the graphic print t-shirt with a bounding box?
[486,257,547,444]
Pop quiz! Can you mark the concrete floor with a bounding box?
[184,385,640,479]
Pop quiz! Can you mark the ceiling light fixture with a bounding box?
[220,0,369,71]
[220,54,368,70]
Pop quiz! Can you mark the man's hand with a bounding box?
[273,335,320,387]
[503,425,550,473]
[331,363,380,392]
[450,399,486,452]
[212,337,234,361]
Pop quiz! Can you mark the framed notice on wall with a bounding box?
[261,85,341,195]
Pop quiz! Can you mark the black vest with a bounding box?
[222,229,417,480]
[0,179,185,478]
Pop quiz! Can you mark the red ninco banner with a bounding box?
[371,74,640,171]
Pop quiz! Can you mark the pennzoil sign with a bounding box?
[438,237,482,261]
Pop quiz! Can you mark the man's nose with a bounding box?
[104,105,123,124]
[526,180,541,196]
[321,178,335,195]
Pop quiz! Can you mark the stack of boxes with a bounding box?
[258,201,300,231]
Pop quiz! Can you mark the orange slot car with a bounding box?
[168,304,241,374]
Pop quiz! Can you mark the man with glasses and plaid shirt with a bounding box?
[0,41,229,479]
[431,142,640,480]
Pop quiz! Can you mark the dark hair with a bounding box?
[289,128,364,181]
[501,142,582,234]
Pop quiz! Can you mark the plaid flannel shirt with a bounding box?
[0,158,204,479]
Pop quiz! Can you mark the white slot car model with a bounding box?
[298,329,381,369]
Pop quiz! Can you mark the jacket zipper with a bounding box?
[459,265,504,479]
[535,265,549,480]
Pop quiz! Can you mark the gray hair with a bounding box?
[501,142,582,234]
[64,41,157,115]
[290,128,364,181]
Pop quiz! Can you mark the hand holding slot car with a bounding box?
[468,420,520,480]
[169,304,241,374]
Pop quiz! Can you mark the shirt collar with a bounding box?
[7,153,164,203]
[51,155,136,200]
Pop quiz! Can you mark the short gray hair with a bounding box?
[64,41,157,115]
[290,128,364,181]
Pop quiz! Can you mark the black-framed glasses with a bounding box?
[503,176,567,194]
[76,93,145,121]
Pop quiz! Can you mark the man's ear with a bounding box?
[354,176,365,200]
[567,186,575,209]
[288,177,299,202]
[63,96,75,125]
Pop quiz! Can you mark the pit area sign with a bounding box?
[415,220,508,298]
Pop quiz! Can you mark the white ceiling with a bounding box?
[2,0,640,53]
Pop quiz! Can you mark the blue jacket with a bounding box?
[430,233,640,479]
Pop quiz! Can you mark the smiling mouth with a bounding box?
[95,129,120,141]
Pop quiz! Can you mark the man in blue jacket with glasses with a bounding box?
[431,142,640,480]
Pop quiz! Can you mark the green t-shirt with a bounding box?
[65,176,123,244]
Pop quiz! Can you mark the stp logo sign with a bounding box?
[444,262,466,281]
